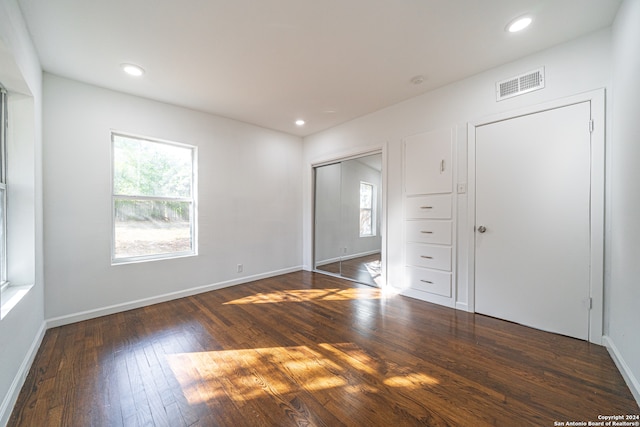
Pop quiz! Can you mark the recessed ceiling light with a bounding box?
[507,16,532,33]
[295,119,305,126]
[121,63,145,77]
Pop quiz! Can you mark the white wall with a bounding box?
[0,0,44,425]
[43,74,303,322]
[606,0,640,404]
[303,29,612,306]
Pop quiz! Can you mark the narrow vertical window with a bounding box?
[0,85,7,287]
[359,181,375,237]
[112,133,197,263]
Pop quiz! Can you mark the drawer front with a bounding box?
[406,243,451,271]
[405,220,452,245]
[405,194,452,219]
[405,266,451,297]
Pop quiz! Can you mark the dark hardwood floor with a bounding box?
[316,253,381,287]
[9,271,638,426]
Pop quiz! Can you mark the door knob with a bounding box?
[477,226,487,233]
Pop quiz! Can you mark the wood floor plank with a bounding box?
[8,271,639,426]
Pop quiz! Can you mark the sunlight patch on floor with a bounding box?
[167,342,439,406]
[223,287,382,305]
[384,373,439,387]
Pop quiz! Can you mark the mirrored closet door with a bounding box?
[314,153,383,287]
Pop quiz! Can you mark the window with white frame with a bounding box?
[359,181,376,237]
[0,85,7,288]
[112,133,197,263]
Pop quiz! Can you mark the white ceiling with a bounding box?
[17,0,621,137]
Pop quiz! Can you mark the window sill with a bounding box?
[111,251,197,266]
[1,283,33,319]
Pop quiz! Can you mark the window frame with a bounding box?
[359,181,376,237]
[111,132,198,264]
[0,85,7,288]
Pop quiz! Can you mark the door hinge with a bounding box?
[589,120,594,133]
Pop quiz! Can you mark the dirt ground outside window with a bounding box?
[114,220,192,258]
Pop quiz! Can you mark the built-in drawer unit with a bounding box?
[405,220,452,245]
[405,194,452,219]
[405,243,451,271]
[402,127,456,306]
[405,266,452,297]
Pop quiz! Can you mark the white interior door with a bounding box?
[475,102,591,340]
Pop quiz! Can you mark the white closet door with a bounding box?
[404,129,452,195]
[475,102,591,340]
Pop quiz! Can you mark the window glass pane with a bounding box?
[360,209,372,236]
[360,183,372,209]
[0,86,6,282]
[359,182,375,237]
[0,187,5,282]
[114,199,192,259]
[1,88,6,184]
[113,134,192,198]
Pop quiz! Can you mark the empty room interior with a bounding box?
[1,0,640,425]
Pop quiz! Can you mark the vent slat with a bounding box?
[500,79,519,97]
[496,68,545,101]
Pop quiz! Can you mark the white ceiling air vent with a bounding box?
[496,67,545,101]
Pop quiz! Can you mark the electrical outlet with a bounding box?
[237,264,243,273]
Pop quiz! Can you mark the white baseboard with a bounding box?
[603,335,640,407]
[316,250,381,267]
[46,266,303,328]
[342,250,381,261]
[315,256,341,267]
[0,322,46,427]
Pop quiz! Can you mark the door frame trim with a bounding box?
[466,89,605,344]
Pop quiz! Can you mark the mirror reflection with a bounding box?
[314,153,382,287]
